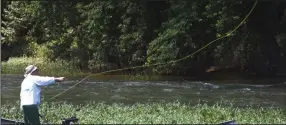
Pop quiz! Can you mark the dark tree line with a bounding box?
[1,0,286,77]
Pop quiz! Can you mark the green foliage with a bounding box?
[25,42,53,59]
[1,1,40,59]
[1,1,39,44]
[1,57,82,77]
[2,101,285,124]
[77,0,123,68]
[118,1,148,67]
[1,0,286,76]
[146,0,246,75]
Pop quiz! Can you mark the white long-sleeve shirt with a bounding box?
[20,74,56,107]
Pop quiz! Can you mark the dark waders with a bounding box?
[22,105,41,125]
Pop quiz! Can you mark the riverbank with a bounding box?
[1,101,285,124]
[2,57,286,81]
[0,56,194,81]
[1,57,83,77]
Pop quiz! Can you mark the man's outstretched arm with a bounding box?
[35,76,65,86]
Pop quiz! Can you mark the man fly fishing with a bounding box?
[20,65,65,125]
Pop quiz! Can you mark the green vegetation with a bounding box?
[2,0,286,77]
[1,101,285,124]
[0,56,181,80]
[2,1,285,123]
[1,57,83,77]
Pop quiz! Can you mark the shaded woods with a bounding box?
[1,0,286,77]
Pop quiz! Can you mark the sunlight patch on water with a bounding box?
[162,89,173,92]
[241,88,251,91]
[201,82,220,89]
[89,92,99,95]
[233,88,252,93]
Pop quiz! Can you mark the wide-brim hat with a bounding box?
[24,65,38,77]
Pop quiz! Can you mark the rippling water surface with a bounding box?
[2,75,286,108]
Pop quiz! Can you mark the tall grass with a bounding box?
[1,56,83,77]
[1,101,285,124]
[0,57,185,80]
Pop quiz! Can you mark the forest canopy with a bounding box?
[1,0,286,77]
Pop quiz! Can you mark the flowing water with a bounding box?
[1,74,286,108]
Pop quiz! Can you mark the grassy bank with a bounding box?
[1,101,285,124]
[1,57,84,77]
[3,57,286,81]
[0,57,189,81]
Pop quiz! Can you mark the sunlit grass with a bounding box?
[1,101,285,124]
[1,56,83,77]
[1,57,188,80]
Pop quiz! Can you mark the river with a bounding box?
[1,74,286,108]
